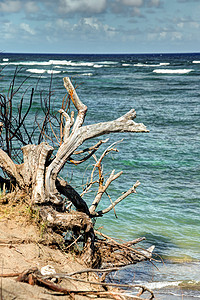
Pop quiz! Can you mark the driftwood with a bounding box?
[0,267,155,299]
[0,76,153,268]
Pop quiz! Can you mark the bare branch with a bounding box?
[0,148,24,186]
[63,77,87,133]
[44,77,148,204]
[73,138,109,155]
[0,121,3,136]
[58,109,71,141]
[96,180,140,216]
[89,170,123,215]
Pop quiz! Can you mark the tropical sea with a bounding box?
[0,52,200,299]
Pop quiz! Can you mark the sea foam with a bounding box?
[26,69,61,74]
[134,62,170,67]
[153,69,193,74]
[0,59,94,67]
[26,69,46,74]
[143,281,182,290]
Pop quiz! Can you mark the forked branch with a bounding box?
[45,77,148,204]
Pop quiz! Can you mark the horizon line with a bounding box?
[1,51,200,56]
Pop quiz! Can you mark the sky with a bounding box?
[0,0,200,54]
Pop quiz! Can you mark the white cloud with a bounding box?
[149,0,160,7]
[120,0,143,6]
[24,1,39,13]
[117,0,160,7]
[20,23,36,35]
[83,17,100,30]
[160,31,167,39]
[74,17,116,37]
[177,22,184,28]
[57,0,107,14]
[190,22,199,29]
[147,32,157,41]
[171,31,182,40]
[0,0,21,13]
[1,22,17,39]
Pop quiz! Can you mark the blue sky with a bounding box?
[0,0,200,54]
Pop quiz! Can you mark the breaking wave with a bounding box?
[139,280,200,291]
[0,59,117,69]
[93,64,103,68]
[153,69,193,74]
[81,73,93,76]
[134,62,170,67]
[26,69,61,74]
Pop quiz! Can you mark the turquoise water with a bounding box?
[0,53,200,298]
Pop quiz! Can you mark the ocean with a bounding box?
[0,52,200,299]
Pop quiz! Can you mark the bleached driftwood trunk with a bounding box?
[0,77,148,207]
[0,77,151,266]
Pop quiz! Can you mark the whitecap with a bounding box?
[26,69,46,74]
[153,69,193,74]
[134,62,170,67]
[1,60,71,66]
[48,60,71,65]
[160,63,170,66]
[97,61,118,65]
[0,61,48,66]
[26,69,61,74]
[93,64,103,68]
[47,70,61,74]
[192,60,200,64]
[143,281,182,290]
[0,59,95,67]
[73,62,94,67]
[122,63,131,66]
[3,58,9,62]
[81,73,93,76]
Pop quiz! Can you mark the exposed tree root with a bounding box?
[0,267,155,299]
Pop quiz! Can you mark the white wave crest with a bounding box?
[3,58,9,62]
[134,62,170,67]
[143,281,182,290]
[26,69,61,74]
[97,61,118,65]
[81,73,93,76]
[47,70,61,74]
[48,60,94,67]
[93,64,103,68]
[153,69,193,74]
[27,69,46,74]
[0,59,95,67]
[192,60,200,64]
[122,63,131,66]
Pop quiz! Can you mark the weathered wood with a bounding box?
[89,170,123,215]
[31,143,54,204]
[56,178,90,215]
[0,148,23,187]
[0,121,3,136]
[45,78,148,204]
[0,77,148,208]
[0,76,151,268]
[39,206,94,235]
[17,143,54,204]
[97,180,140,216]
[63,77,87,133]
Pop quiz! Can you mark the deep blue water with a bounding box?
[0,52,200,299]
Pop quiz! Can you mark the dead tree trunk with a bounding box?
[0,77,152,267]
